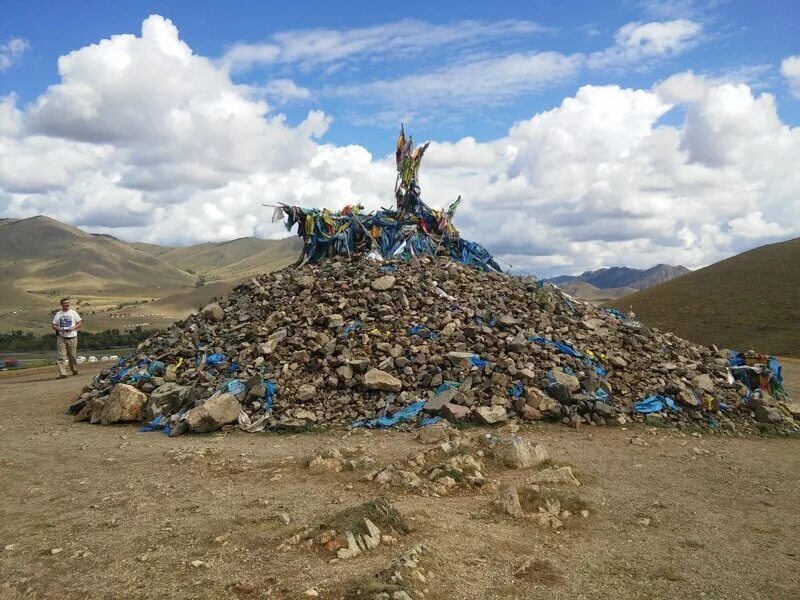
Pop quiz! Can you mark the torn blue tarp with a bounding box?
[603,307,628,320]
[408,325,440,340]
[592,388,609,400]
[529,336,607,377]
[434,381,460,395]
[138,415,171,435]
[352,400,426,429]
[263,380,277,412]
[633,395,681,414]
[509,383,525,398]
[343,320,362,335]
[469,356,487,369]
[224,380,247,396]
[204,353,226,367]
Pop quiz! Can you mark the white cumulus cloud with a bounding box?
[1,16,798,278]
[0,37,29,72]
[781,55,800,98]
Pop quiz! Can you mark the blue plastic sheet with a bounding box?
[343,320,362,335]
[603,308,628,320]
[408,325,439,340]
[139,416,171,435]
[147,360,165,375]
[263,380,277,412]
[593,388,609,400]
[225,380,247,395]
[469,356,487,369]
[529,336,607,377]
[509,383,524,398]
[435,381,460,395]
[205,353,226,367]
[633,395,681,414]
[352,400,426,429]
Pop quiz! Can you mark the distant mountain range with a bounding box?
[0,215,300,333]
[548,264,691,291]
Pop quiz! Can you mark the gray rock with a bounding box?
[364,369,402,392]
[184,393,240,433]
[593,401,614,417]
[474,405,507,424]
[100,384,147,425]
[547,382,572,405]
[371,275,396,291]
[441,402,471,422]
[296,384,317,402]
[755,406,783,424]
[550,369,580,393]
[200,302,224,322]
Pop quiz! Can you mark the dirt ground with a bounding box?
[1,364,799,600]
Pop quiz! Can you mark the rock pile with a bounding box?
[71,254,795,434]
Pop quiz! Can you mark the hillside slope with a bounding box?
[614,238,800,356]
[0,216,194,294]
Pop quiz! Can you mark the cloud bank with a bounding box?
[1,16,798,277]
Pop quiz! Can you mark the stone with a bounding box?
[474,405,507,424]
[100,384,147,425]
[148,383,189,419]
[546,382,572,405]
[528,466,580,487]
[257,339,278,356]
[364,369,402,392]
[423,388,464,413]
[184,393,240,433]
[607,354,627,369]
[200,302,224,322]
[371,275,396,291]
[523,387,545,408]
[755,406,783,424]
[336,365,354,380]
[494,486,524,518]
[593,401,614,417]
[446,351,477,368]
[416,421,451,444]
[550,369,580,393]
[692,373,715,393]
[441,403,471,422]
[296,384,316,402]
[490,437,548,468]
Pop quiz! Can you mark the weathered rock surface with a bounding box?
[184,393,240,433]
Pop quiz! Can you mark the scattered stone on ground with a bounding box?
[352,544,430,600]
[279,498,409,561]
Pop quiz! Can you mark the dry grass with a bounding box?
[613,236,800,356]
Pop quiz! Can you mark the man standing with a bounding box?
[52,297,82,378]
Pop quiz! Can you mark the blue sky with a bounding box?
[3,0,798,152]
[1,1,799,276]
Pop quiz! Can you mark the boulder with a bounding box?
[441,403,471,423]
[364,369,402,392]
[593,401,614,417]
[755,406,783,424]
[692,373,715,393]
[296,384,317,402]
[550,369,580,393]
[100,384,147,425]
[200,302,225,322]
[474,405,507,424]
[371,275,396,291]
[184,393,241,433]
[148,383,189,419]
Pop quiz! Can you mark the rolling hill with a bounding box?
[614,237,800,356]
[0,216,301,333]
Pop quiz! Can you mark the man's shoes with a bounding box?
[58,375,67,379]
[72,371,79,376]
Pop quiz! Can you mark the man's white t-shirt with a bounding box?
[53,309,82,338]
